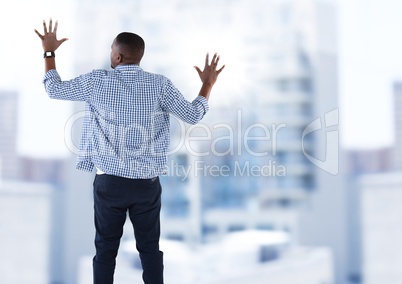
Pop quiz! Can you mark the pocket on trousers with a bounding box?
[94,174,120,193]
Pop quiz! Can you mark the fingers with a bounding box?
[34,29,43,39]
[204,53,209,68]
[40,18,57,34]
[59,37,69,45]
[54,20,58,34]
[42,20,47,34]
[209,53,224,73]
[217,65,225,74]
[215,55,220,66]
[194,66,201,73]
[206,53,219,66]
[49,18,53,33]
[36,18,65,39]
[200,52,225,73]
[206,52,222,67]
[211,53,218,66]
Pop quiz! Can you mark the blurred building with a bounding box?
[359,171,402,284]
[340,79,402,284]
[0,180,52,284]
[0,90,19,180]
[19,157,67,185]
[346,148,392,176]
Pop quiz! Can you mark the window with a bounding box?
[228,224,245,232]
[259,246,279,262]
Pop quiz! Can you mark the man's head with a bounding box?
[110,32,145,68]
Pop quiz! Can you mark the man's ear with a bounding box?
[117,53,123,63]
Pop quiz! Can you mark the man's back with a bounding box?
[84,64,170,179]
[44,64,209,178]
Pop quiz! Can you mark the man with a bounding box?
[35,19,224,284]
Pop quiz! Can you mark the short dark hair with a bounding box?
[115,32,145,62]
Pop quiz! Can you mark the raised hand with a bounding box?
[194,53,225,87]
[34,18,68,52]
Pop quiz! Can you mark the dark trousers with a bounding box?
[92,174,163,284]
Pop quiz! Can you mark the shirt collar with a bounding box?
[115,64,142,72]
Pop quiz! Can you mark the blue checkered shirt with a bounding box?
[43,65,209,179]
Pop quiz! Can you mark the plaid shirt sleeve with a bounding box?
[43,69,94,101]
[160,78,209,125]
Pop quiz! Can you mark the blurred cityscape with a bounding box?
[0,0,401,284]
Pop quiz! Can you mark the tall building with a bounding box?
[345,148,392,176]
[0,90,19,180]
[289,1,348,283]
[340,80,402,283]
[359,171,402,284]
[197,0,319,243]
[54,0,346,283]
[0,180,53,284]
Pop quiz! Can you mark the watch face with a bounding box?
[44,51,54,58]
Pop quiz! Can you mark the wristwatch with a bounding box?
[44,51,55,58]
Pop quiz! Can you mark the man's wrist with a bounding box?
[43,51,55,58]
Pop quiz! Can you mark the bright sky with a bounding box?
[339,0,402,150]
[0,0,400,158]
[0,0,74,158]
